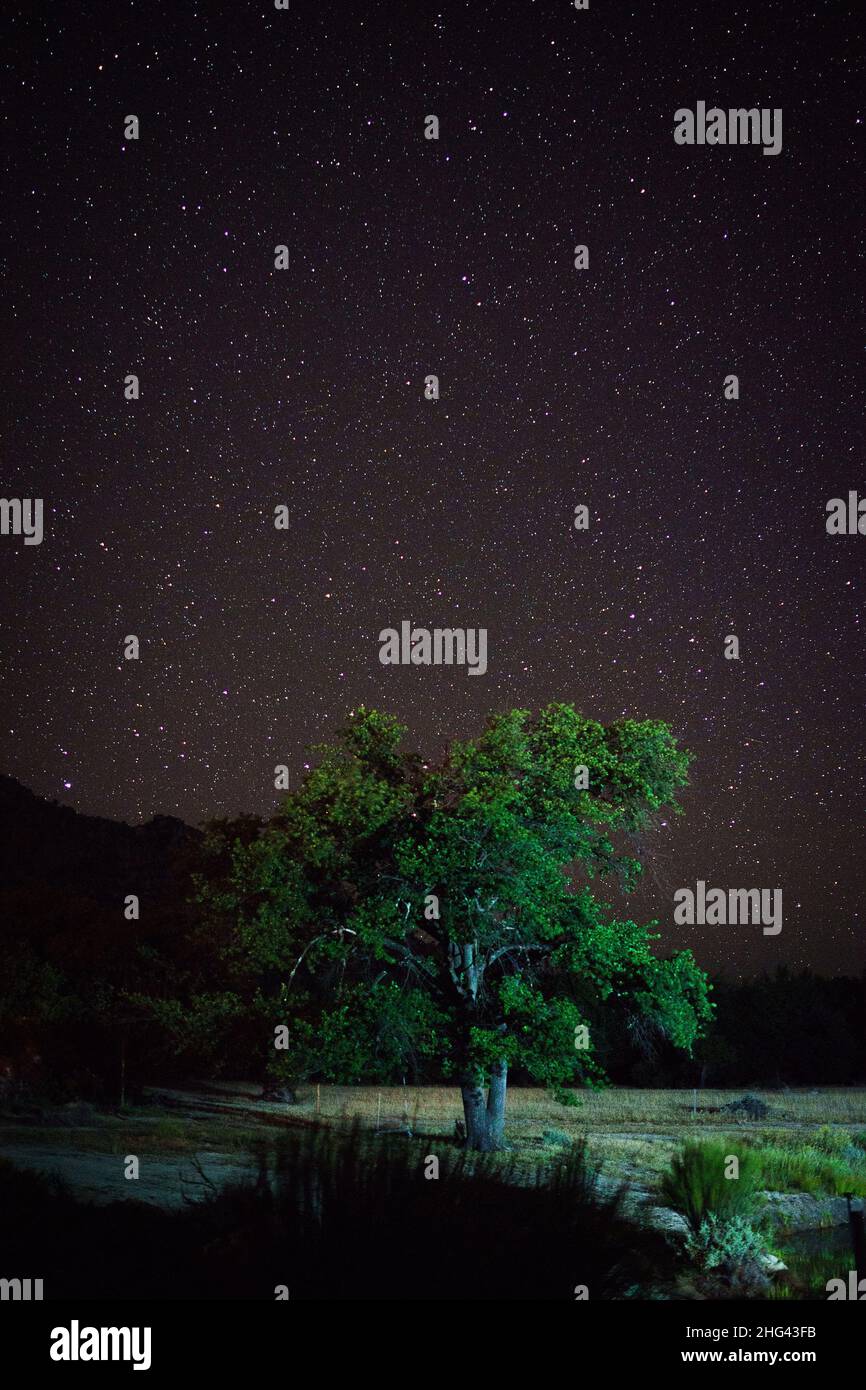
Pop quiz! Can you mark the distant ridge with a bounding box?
[0,775,200,905]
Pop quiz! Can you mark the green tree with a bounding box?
[198,705,712,1150]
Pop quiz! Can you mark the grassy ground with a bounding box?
[3,1087,862,1296]
[289,1084,866,1190]
[3,1085,864,1189]
[295,1082,866,1133]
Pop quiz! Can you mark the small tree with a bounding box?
[198,705,712,1150]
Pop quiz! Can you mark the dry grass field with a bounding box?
[2,1084,865,1206]
[295,1084,866,1134]
[293,1084,866,1193]
[195,1082,866,1184]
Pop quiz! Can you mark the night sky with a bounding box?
[1,1,862,978]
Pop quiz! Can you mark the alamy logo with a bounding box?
[50,1321,152,1371]
[0,1276,43,1300]
[826,492,866,534]
[826,1271,866,1300]
[674,103,782,156]
[379,622,487,676]
[0,498,43,545]
[674,881,782,936]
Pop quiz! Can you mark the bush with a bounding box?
[812,1125,851,1156]
[685,1214,769,1271]
[542,1128,573,1148]
[661,1141,763,1232]
[720,1094,769,1121]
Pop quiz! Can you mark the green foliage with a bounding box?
[541,1128,573,1148]
[742,1134,866,1198]
[123,990,253,1073]
[195,704,709,1109]
[0,943,71,1026]
[685,1214,769,1271]
[811,1124,851,1156]
[270,981,451,1085]
[661,1141,763,1232]
[552,1088,584,1107]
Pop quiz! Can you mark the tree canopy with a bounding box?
[196,704,713,1148]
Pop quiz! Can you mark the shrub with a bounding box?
[685,1214,769,1271]
[542,1128,572,1148]
[661,1141,762,1232]
[720,1094,769,1121]
[812,1125,851,1156]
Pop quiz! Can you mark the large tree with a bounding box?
[197,705,712,1150]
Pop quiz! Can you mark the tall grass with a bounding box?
[763,1151,865,1197]
[661,1141,763,1232]
[194,1125,660,1299]
[0,1128,673,1300]
[744,1138,866,1197]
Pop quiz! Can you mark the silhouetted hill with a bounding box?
[0,776,200,906]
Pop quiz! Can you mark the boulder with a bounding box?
[261,1084,297,1104]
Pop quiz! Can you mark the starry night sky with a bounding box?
[1,1,862,978]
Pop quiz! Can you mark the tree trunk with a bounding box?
[486,1057,507,1148]
[459,1059,508,1152]
[460,1076,493,1151]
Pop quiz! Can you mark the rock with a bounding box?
[719,1094,769,1121]
[723,1256,772,1292]
[762,1190,849,1231]
[759,1252,787,1273]
[643,1205,691,1236]
[261,1085,296,1104]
